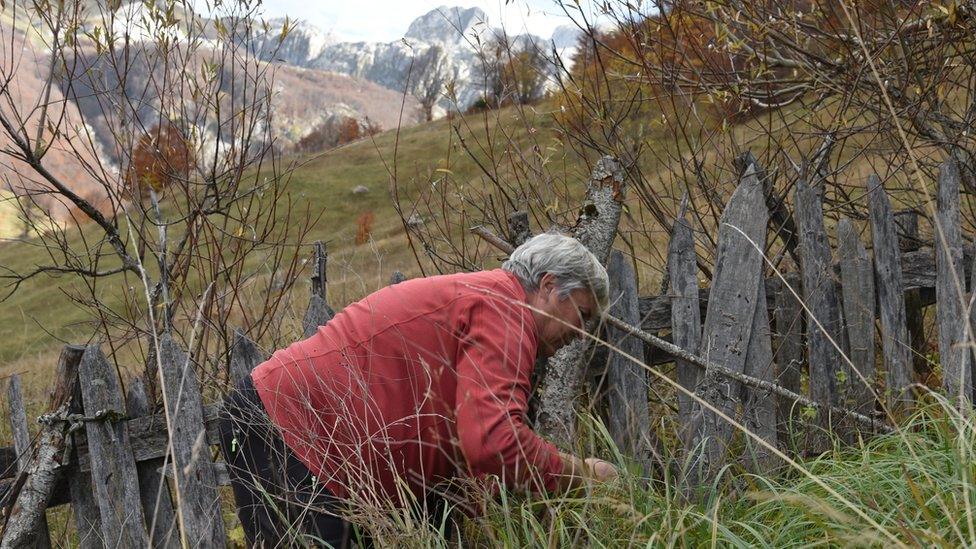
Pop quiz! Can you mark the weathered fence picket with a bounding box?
[772,278,803,451]
[5,375,51,549]
[303,240,335,338]
[507,210,532,247]
[795,176,846,444]
[230,328,264,387]
[867,175,914,412]
[125,378,179,549]
[738,151,800,265]
[390,270,407,285]
[837,218,877,419]
[898,210,931,384]
[970,240,976,404]
[936,159,972,403]
[78,345,149,547]
[64,345,103,549]
[740,280,777,473]
[157,333,227,547]
[604,250,652,473]
[668,212,702,425]
[691,165,769,482]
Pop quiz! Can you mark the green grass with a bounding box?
[349,399,976,547]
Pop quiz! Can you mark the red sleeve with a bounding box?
[454,295,564,492]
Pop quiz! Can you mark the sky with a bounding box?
[252,0,602,43]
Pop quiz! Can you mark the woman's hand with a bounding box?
[584,457,618,482]
[556,453,619,490]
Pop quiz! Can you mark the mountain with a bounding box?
[403,5,487,46]
[0,13,418,233]
[551,24,583,49]
[251,6,584,116]
[270,64,419,147]
[249,18,336,67]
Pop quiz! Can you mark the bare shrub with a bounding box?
[0,0,314,397]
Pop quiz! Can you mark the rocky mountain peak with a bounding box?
[551,24,583,49]
[404,6,488,46]
[251,17,335,65]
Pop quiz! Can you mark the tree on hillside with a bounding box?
[412,44,451,122]
[475,33,508,108]
[501,47,549,105]
[475,32,551,108]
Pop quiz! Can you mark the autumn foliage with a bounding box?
[355,211,375,245]
[296,116,382,153]
[125,121,192,200]
[559,0,924,133]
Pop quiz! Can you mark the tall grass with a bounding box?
[343,397,976,548]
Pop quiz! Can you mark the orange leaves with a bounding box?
[125,121,192,201]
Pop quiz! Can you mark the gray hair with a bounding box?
[502,232,609,310]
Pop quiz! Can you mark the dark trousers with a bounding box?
[218,375,367,548]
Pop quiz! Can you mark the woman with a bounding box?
[218,232,619,547]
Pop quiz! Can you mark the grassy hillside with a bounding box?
[0,94,922,382]
[0,103,584,374]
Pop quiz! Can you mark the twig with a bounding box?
[471,225,515,255]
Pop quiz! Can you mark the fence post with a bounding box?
[78,344,149,547]
[772,275,804,452]
[157,333,228,547]
[867,175,913,413]
[5,375,52,549]
[604,250,653,474]
[668,213,701,432]
[507,210,532,248]
[935,159,972,404]
[62,346,103,549]
[303,241,335,338]
[536,156,627,447]
[0,345,87,549]
[125,378,180,549]
[690,164,769,484]
[795,175,847,446]
[896,210,930,384]
[229,329,264,387]
[837,218,877,422]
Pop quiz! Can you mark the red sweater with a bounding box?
[251,269,563,501]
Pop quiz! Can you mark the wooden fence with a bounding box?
[2,154,974,544]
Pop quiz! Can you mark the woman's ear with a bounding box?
[538,272,556,295]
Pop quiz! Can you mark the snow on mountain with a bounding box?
[551,24,583,49]
[309,37,481,111]
[288,6,582,115]
[250,17,335,67]
[114,4,585,118]
[404,6,488,47]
